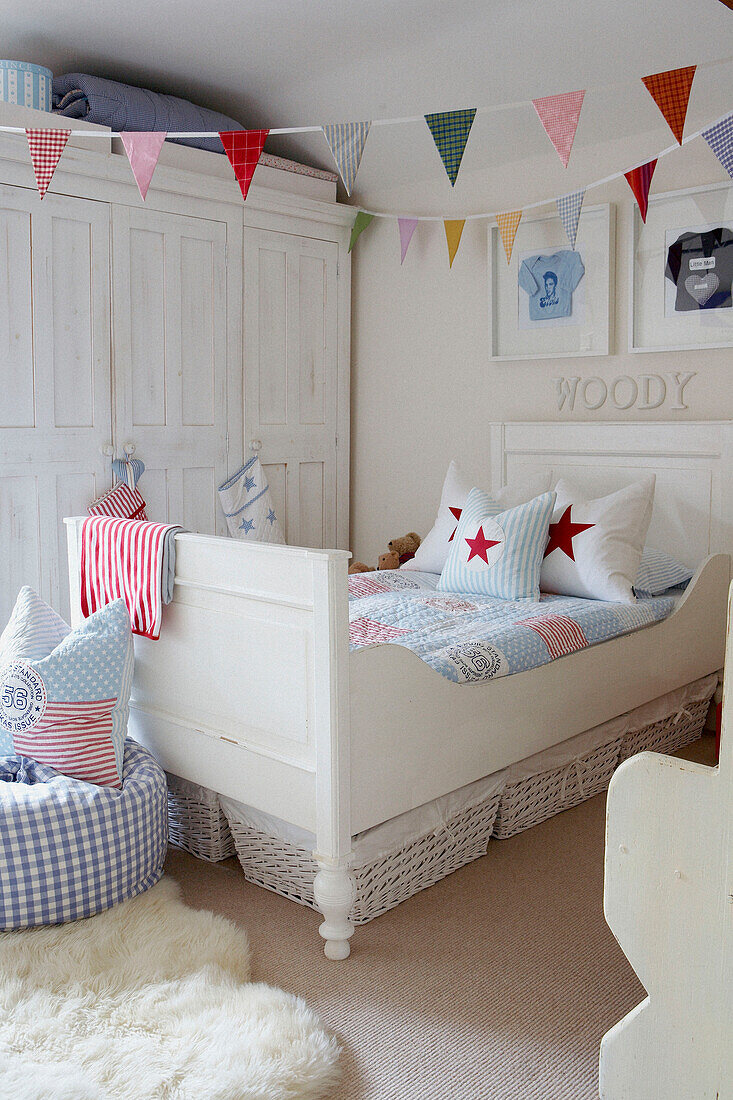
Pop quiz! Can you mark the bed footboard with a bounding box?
[65,519,355,959]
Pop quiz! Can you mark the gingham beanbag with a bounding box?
[0,740,167,930]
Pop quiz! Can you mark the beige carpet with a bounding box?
[166,735,715,1100]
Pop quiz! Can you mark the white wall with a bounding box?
[349,143,733,566]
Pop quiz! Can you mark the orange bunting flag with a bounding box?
[26,128,70,199]
[219,129,269,200]
[641,66,696,145]
[625,159,658,223]
[444,220,466,267]
[496,210,523,263]
[532,90,585,167]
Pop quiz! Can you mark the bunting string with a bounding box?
[6,56,733,235]
[11,101,733,220]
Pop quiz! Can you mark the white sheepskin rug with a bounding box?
[0,877,340,1100]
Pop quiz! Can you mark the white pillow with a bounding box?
[540,476,656,603]
[403,461,552,574]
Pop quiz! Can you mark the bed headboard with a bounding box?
[489,421,733,568]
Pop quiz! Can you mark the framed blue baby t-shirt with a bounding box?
[518,250,585,321]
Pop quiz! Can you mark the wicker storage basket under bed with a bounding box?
[494,673,717,840]
[221,786,503,925]
[493,733,624,840]
[166,773,236,862]
[617,695,712,763]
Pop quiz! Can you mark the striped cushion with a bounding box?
[0,588,71,755]
[88,481,147,520]
[438,489,556,599]
[0,600,134,788]
[635,547,694,596]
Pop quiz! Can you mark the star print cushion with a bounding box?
[218,455,285,544]
[0,588,71,755]
[0,598,134,787]
[403,460,552,574]
[540,476,656,603]
[438,489,556,599]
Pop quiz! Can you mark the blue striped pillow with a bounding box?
[634,547,694,597]
[438,489,556,599]
[0,588,71,755]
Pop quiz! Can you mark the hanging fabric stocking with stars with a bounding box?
[217,455,285,544]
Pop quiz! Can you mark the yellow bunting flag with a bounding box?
[444,219,466,268]
[496,210,523,263]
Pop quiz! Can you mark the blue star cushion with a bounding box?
[0,588,71,755]
[0,599,134,787]
[438,489,556,599]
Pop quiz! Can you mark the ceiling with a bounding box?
[3,0,733,211]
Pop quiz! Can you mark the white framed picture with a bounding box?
[631,181,733,352]
[488,203,614,360]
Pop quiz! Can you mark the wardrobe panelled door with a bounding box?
[112,206,229,537]
[0,132,350,624]
[244,227,340,549]
[0,186,111,624]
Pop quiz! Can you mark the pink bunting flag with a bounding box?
[532,90,585,168]
[26,128,70,199]
[398,218,418,264]
[219,129,270,201]
[120,132,167,201]
[625,159,658,223]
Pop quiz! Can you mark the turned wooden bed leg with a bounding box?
[314,859,355,960]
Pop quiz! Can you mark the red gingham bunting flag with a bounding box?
[219,129,269,200]
[532,90,585,167]
[641,66,696,145]
[26,128,70,199]
[625,159,658,223]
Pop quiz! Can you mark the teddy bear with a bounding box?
[348,560,375,575]
[387,532,421,566]
[377,549,400,570]
[348,532,421,574]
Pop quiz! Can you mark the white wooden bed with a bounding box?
[65,421,732,959]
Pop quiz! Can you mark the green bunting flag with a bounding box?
[425,109,477,186]
[348,211,375,252]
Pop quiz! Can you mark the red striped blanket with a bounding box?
[80,517,181,640]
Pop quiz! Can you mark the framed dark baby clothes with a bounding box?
[665,226,733,312]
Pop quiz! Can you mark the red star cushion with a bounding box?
[402,462,552,575]
[539,477,656,602]
[543,505,595,561]
[465,525,501,563]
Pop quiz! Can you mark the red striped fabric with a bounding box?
[518,614,588,660]
[88,482,147,520]
[80,517,175,639]
[349,617,411,647]
[14,698,120,787]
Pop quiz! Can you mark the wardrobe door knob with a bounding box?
[249,439,262,453]
[100,443,114,457]
[123,442,136,457]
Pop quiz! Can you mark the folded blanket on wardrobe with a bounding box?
[52,73,244,154]
[80,517,182,639]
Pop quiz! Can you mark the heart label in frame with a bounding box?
[684,272,719,306]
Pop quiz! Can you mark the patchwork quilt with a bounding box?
[348,570,677,684]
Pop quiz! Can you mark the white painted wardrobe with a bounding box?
[0,117,353,624]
